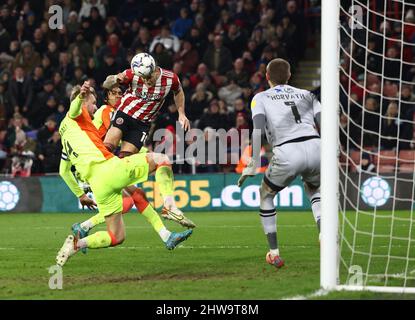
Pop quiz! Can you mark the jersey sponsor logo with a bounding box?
[135,91,162,100]
[116,117,124,125]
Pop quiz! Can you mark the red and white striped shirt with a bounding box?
[115,68,181,123]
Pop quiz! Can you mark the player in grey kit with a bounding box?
[238,58,322,269]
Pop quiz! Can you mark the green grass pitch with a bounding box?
[1,211,414,300]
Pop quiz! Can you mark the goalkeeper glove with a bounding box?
[79,194,97,210]
[237,158,257,187]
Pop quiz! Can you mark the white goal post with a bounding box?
[320,0,340,291]
[321,0,415,294]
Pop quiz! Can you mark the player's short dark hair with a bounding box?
[266,58,291,85]
[70,85,97,102]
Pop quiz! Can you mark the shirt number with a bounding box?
[64,140,78,158]
[284,101,302,124]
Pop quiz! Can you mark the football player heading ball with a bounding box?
[103,52,190,157]
[102,53,194,228]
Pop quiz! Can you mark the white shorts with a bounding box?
[264,138,320,190]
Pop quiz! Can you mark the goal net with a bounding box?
[324,0,415,293]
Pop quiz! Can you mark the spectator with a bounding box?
[155,104,179,133]
[226,58,249,87]
[353,97,381,147]
[66,11,80,39]
[339,112,349,150]
[37,131,62,173]
[4,114,32,152]
[196,127,220,173]
[399,85,415,149]
[173,40,199,75]
[97,33,126,66]
[32,28,47,54]
[218,78,243,107]
[103,17,121,38]
[198,100,229,130]
[185,26,208,58]
[228,97,251,121]
[0,22,11,54]
[381,102,400,149]
[384,46,401,79]
[189,0,200,18]
[190,63,210,89]
[188,83,213,125]
[8,67,33,118]
[46,41,60,68]
[31,66,44,95]
[141,0,166,29]
[0,5,16,33]
[70,45,87,71]
[172,8,193,39]
[29,80,60,128]
[78,0,106,21]
[268,37,287,60]
[0,82,8,129]
[193,13,209,37]
[96,54,120,86]
[12,40,40,74]
[58,52,74,82]
[71,67,88,86]
[13,19,30,44]
[54,102,67,126]
[92,34,104,56]
[68,30,93,61]
[355,152,377,173]
[235,0,259,31]
[164,0,187,22]
[88,7,105,38]
[37,116,57,148]
[56,25,70,51]
[150,25,181,54]
[284,0,306,60]
[53,72,68,99]
[131,27,152,53]
[118,0,141,24]
[223,23,247,59]
[234,112,251,147]
[203,35,233,75]
[152,43,173,70]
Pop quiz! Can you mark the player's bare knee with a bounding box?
[260,182,276,201]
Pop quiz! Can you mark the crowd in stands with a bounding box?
[0,0,317,175]
[339,1,415,173]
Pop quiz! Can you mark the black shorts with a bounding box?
[111,110,150,150]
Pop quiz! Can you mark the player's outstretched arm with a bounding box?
[59,159,97,210]
[103,69,133,90]
[174,87,190,131]
[238,95,266,187]
[68,81,90,119]
[59,159,84,198]
[237,114,265,187]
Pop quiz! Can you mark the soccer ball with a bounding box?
[131,53,156,78]
[0,181,20,211]
[360,177,391,207]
